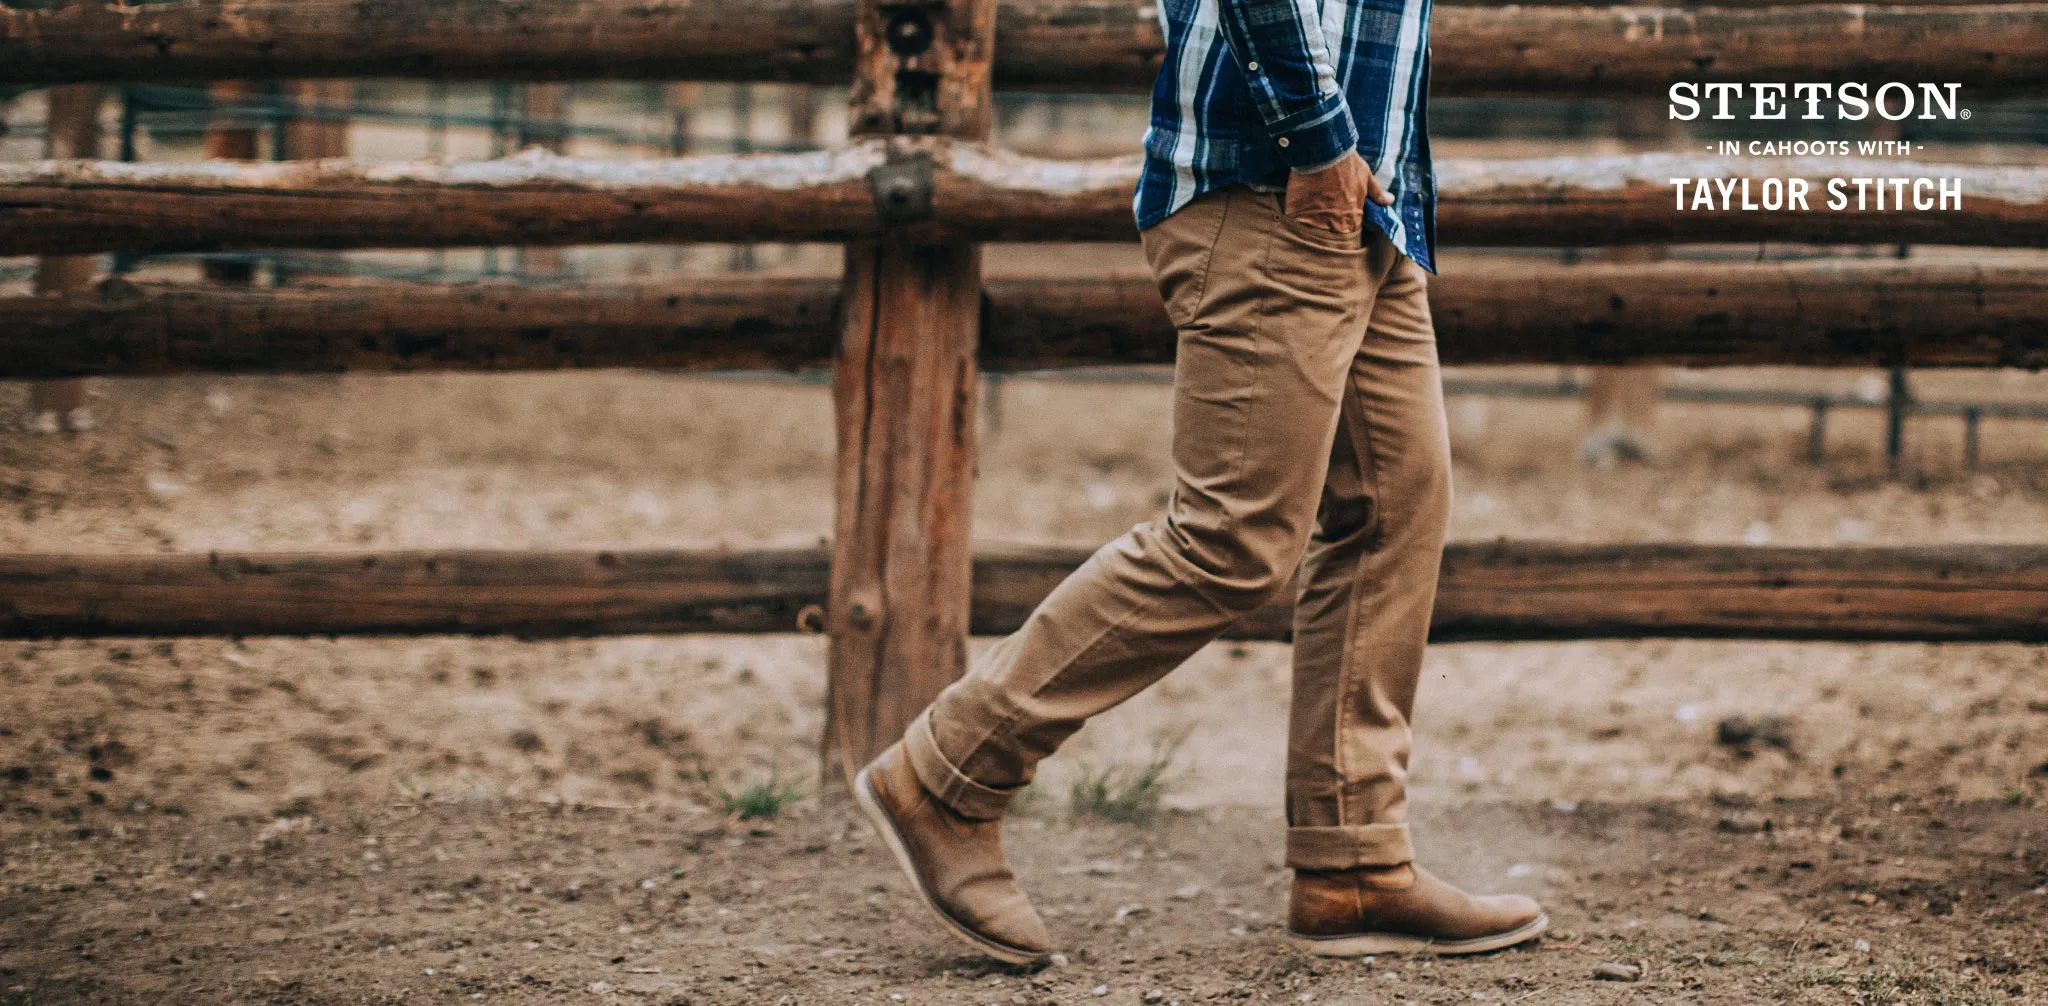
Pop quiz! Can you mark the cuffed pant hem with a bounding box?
[902,710,1019,821]
[1286,824,1415,870]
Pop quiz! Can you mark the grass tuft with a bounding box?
[1069,737,1184,826]
[712,773,803,821]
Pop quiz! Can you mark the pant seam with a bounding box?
[1218,195,1283,540]
[1180,189,1234,328]
[1326,258,1399,834]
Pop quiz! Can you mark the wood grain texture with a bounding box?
[5,1,2047,95]
[824,0,994,778]
[7,261,2047,377]
[5,544,2042,642]
[3,146,2043,255]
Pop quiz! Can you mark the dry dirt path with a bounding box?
[2,795,2042,1005]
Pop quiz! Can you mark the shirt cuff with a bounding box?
[1268,90,1359,171]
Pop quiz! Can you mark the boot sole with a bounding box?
[1290,912,1549,957]
[853,765,1052,967]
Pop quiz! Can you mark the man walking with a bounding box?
[854,0,1546,965]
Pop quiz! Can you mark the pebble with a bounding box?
[1143,991,1165,1003]
[1174,883,1203,900]
[1593,962,1642,982]
[1718,811,1772,834]
[1716,715,1794,749]
[1092,984,1110,997]
[1048,953,1070,968]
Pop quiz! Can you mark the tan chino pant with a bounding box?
[906,185,1451,869]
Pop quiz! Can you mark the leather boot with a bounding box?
[854,742,1052,965]
[1289,864,1547,956]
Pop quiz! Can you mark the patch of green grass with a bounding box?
[711,773,804,821]
[1069,738,1184,826]
[1008,782,1048,817]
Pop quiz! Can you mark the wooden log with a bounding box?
[824,0,995,780]
[3,146,2044,255]
[6,260,2047,378]
[5,1,2048,95]
[4,544,2043,642]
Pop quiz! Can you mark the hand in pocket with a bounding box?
[1284,152,1393,233]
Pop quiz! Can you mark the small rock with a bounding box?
[1092,984,1110,997]
[1061,859,1122,876]
[1048,952,1070,968]
[1855,939,1871,952]
[1592,962,1642,982]
[1716,715,1794,749]
[1114,903,1147,920]
[188,890,206,904]
[1718,811,1772,834]
[1174,883,1203,901]
[1143,991,1165,1004]
[586,981,612,994]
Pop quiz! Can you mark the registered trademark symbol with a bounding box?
[1960,108,1972,119]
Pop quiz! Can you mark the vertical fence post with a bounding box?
[824,0,996,783]
[26,83,103,431]
[517,83,570,279]
[203,81,263,284]
[1886,365,1911,476]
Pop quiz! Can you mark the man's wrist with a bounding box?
[1291,149,1355,175]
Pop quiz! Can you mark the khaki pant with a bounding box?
[907,185,1451,869]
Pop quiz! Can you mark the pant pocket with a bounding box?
[1141,189,1234,330]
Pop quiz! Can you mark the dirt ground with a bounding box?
[2,365,2046,1004]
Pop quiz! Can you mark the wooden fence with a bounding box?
[7,544,2046,643]
[6,1,2048,93]
[6,262,2048,377]
[4,0,2047,778]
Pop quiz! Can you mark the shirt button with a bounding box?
[1247,61,1259,71]
[1276,137,1290,148]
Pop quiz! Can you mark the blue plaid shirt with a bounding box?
[1133,0,1437,272]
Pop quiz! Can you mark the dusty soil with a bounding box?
[2,367,2046,1004]
[1,793,2044,1006]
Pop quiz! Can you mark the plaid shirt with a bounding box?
[1133,0,1437,272]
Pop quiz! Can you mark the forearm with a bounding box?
[1216,0,1357,169]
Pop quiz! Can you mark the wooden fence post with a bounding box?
[203,80,262,284]
[824,0,996,783]
[26,82,102,432]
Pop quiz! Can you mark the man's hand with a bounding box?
[1284,152,1393,232]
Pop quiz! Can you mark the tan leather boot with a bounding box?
[1289,864,1547,956]
[854,742,1052,965]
